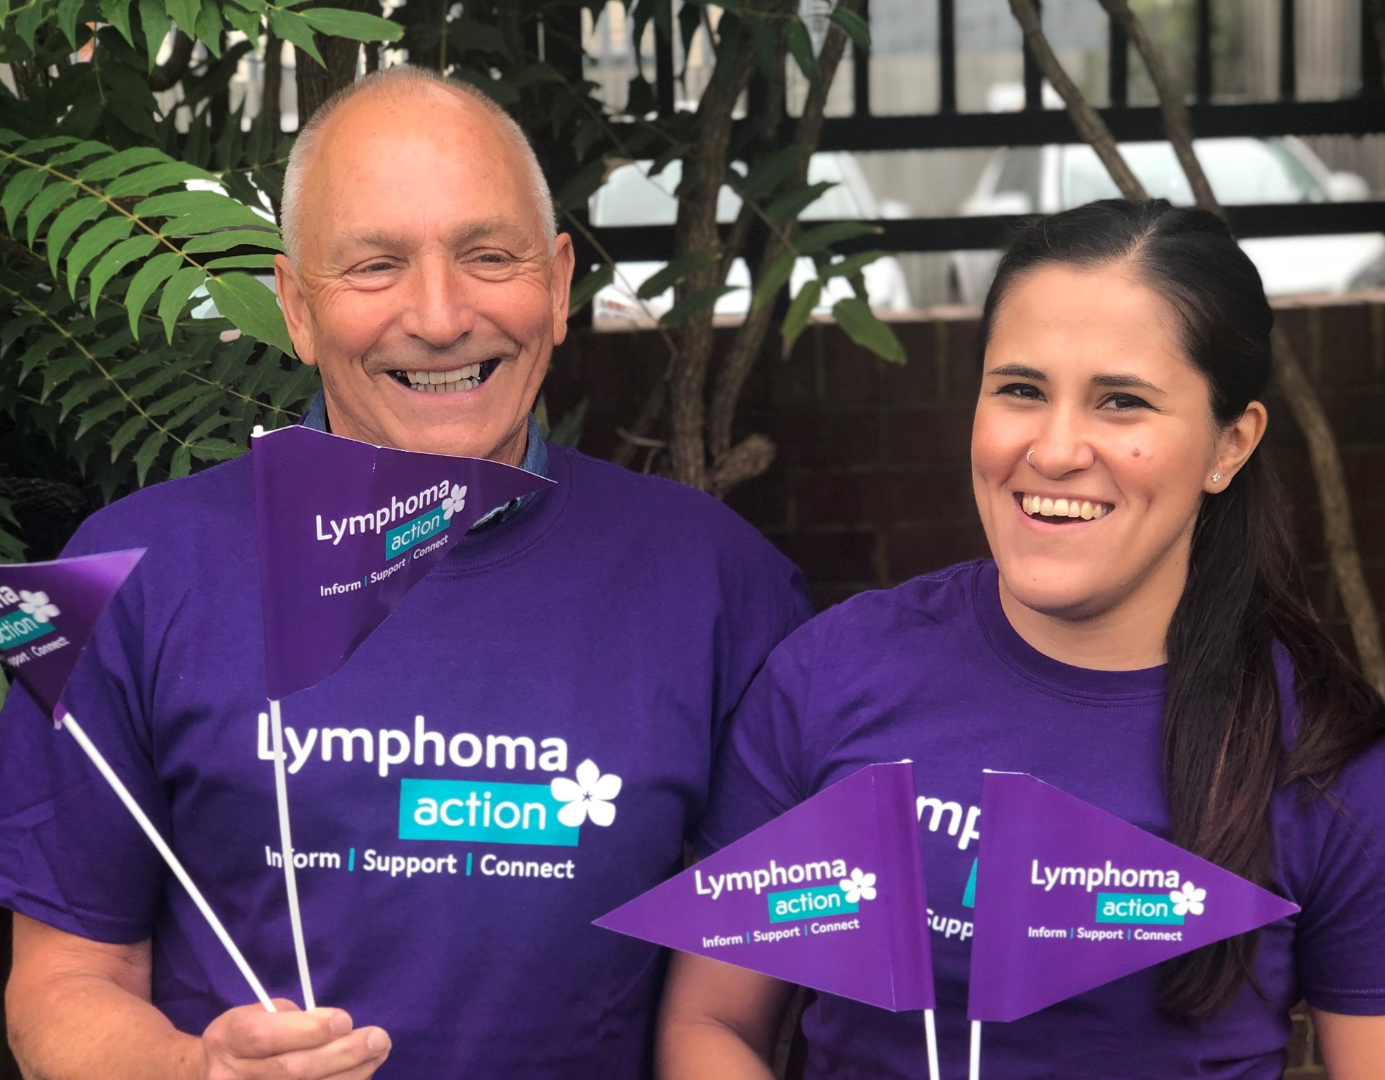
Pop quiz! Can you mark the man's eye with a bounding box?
[355,260,395,273]
[1100,392,1153,411]
[995,382,1044,401]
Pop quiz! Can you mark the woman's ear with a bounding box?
[1206,400,1268,493]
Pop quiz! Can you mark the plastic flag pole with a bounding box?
[970,1020,981,1080]
[923,1008,940,1080]
[60,709,275,1011]
[268,698,314,1009]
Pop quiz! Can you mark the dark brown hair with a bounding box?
[981,199,1385,1022]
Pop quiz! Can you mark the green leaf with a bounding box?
[164,0,199,35]
[76,146,166,181]
[181,228,284,254]
[795,220,882,255]
[98,0,135,44]
[88,234,162,312]
[157,266,207,340]
[104,161,216,197]
[204,272,295,354]
[65,217,136,297]
[193,0,222,52]
[16,0,47,50]
[133,431,169,484]
[828,6,870,50]
[46,198,106,278]
[820,248,886,281]
[159,204,273,235]
[750,15,777,82]
[2,168,48,233]
[169,444,192,478]
[58,377,111,421]
[786,17,817,85]
[636,251,714,300]
[109,415,147,460]
[139,0,171,70]
[299,7,402,41]
[125,250,183,335]
[135,189,238,218]
[765,180,835,222]
[268,8,324,66]
[75,396,129,438]
[751,251,796,312]
[659,284,739,328]
[57,0,85,48]
[204,254,278,270]
[832,296,904,363]
[780,279,821,357]
[735,144,809,200]
[568,264,613,314]
[189,437,242,461]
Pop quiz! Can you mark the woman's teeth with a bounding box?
[404,363,485,393]
[1020,494,1110,520]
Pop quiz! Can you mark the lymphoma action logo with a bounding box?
[691,858,878,925]
[0,586,59,650]
[315,480,468,558]
[1031,859,1208,926]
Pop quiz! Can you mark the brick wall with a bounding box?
[548,296,1385,663]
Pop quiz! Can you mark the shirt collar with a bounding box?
[298,388,548,529]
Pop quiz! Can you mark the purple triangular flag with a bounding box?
[252,426,552,699]
[0,550,144,722]
[595,762,935,1011]
[968,771,1299,1022]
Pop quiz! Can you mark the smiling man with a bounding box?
[0,68,812,1080]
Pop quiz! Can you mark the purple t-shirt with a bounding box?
[699,559,1385,1080]
[0,443,812,1078]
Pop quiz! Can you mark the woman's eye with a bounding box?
[1100,392,1153,411]
[995,382,1044,401]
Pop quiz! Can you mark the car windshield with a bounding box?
[1060,138,1326,208]
[590,154,864,226]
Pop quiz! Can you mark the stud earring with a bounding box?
[1211,473,1222,483]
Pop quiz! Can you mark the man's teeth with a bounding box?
[1020,494,1110,520]
[404,364,484,393]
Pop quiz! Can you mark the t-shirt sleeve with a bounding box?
[1292,740,1385,1015]
[0,517,168,943]
[696,620,819,856]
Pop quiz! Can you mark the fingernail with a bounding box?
[329,1012,352,1038]
[367,1030,391,1054]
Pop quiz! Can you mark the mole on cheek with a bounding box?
[1131,447,1142,458]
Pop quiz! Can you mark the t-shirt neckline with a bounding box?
[970,559,1167,703]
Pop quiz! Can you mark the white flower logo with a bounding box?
[18,590,59,624]
[1170,881,1207,917]
[839,868,877,904]
[441,484,467,520]
[551,759,622,828]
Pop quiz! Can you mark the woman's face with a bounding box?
[971,262,1231,623]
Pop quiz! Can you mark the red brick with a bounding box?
[885,521,991,584]
[1316,304,1375,388]
[771,529,880,587]
[943,318,985,403]
[879,323,942,404]
[884,408,975,464]
[769,412,882,469]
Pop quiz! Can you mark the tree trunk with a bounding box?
[295,0,371,127]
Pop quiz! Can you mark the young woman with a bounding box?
[658,201,1385,1079]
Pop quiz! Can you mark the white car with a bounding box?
[588,152,912,325]
[948,136,1383,305]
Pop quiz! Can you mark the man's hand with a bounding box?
[202,1001,390,1080]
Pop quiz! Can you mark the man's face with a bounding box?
[275,86,574,464]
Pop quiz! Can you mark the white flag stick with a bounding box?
[268,698,315,1010]
[923,1008,940,1080]
[59,710,275,1011]
[969,1019,982,1080]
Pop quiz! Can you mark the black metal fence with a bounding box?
[584,0,1385,262]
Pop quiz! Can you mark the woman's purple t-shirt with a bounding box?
[0,443,813,1078]
[699,559,1385,1080]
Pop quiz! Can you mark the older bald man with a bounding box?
[0,68,811,1079]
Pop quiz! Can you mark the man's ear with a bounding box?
[274,254,317,366]
[548,233,576,347]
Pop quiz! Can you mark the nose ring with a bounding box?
[1026,449,1036,468]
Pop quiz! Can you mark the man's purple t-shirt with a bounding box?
[699,559,1385,1080]
[0,443,812,1078]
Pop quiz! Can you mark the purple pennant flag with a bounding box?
[0,550,144,722]
[252,426,552,700]
[595,763,935,1011]
[968,772,1299,1023]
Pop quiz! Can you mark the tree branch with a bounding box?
[1096,0,1216,213]
[148,31,195,93]
[1005,0,1146,200]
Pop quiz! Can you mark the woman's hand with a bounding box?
[655,950,795,1080]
